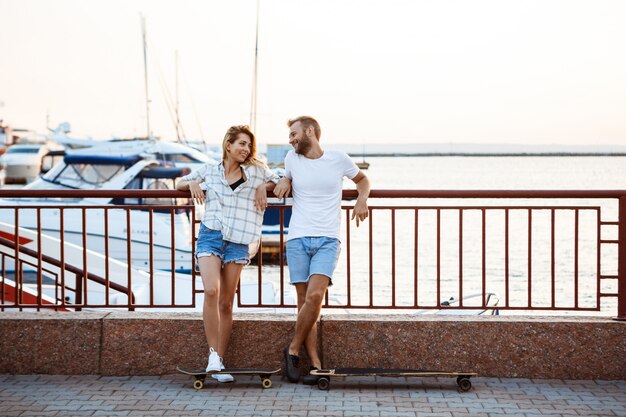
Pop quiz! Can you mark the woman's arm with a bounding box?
[177,179,205,205]
[254,181,277,211]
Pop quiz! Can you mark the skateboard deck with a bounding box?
[309,368,476,391]
[176,366,281,390]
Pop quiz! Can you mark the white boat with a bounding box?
[0,222,291,312]
[0,141,63,183]
[0,137,215,273]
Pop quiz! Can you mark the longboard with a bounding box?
[309,368,476,391]
[176,366,281,390]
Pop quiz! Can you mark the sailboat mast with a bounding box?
[175,50,182,142]
[249,0,260,132]
[141,14,151,138]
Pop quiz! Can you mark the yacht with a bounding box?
[0,137,214,273]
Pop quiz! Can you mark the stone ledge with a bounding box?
[1,312,624,379]
[321,314,626,379]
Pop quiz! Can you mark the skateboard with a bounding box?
[309,368,476,392]
[176,366,281,390]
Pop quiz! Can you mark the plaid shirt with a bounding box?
[182,162,280,245]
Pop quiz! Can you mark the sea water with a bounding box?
[251,156,626,316]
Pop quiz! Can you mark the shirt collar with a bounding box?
[218,161,249,182]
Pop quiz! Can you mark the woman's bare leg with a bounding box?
[198,255,223,350]
[217,261,244,357]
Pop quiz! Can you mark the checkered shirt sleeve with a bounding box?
[181,162,280,245]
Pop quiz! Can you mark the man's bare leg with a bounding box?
[294,283,322,369]
[288,274,329,364]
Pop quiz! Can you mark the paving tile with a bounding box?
[1,375,625,417]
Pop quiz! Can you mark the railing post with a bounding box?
[75,273,83,312]
[616,196,626,321]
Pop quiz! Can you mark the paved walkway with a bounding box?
[0,374,624,417]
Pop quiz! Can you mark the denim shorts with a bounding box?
[286,237,341,286]
[195,223,249,265]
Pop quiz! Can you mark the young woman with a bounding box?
[177,125,281,382]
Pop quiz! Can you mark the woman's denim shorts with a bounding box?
[195,223,249,265]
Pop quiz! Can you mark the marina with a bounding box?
[1,2,625,413]
[1,156,626,316]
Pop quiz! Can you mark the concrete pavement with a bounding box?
[1,373,624,417]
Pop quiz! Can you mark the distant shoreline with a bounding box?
[349,152,626,157]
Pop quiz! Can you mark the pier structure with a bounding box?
[0,189,625,381]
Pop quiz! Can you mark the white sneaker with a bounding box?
[206,348,221,372]
[211,361,234,383]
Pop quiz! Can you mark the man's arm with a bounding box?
[351,171,370,227]
[273,177,292,199]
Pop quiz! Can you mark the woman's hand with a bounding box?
[255,183,268,211]
[188,181,205,205]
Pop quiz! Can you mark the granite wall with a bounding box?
[1,312,624,379]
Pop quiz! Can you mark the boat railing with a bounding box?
[0,189,624,319]
[0,235,135,310]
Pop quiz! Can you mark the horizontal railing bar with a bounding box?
[350,205,602,210]
[0,303,196,308]
[0,236,134,301]
[345,190,626,199]
[0,304,602,311]
[0,204,194,210]
[600,240,619,244]
[1,189,626,199]
[601,275,619,279]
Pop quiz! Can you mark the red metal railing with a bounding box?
[0,189,624,319]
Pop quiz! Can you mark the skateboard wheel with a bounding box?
[317,377,330,391]
[458,378,472,392]
[193,379,204,390]
[262,378,272,389]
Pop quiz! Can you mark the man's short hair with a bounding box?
[287,116,321,140]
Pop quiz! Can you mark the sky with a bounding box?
[1,0,625,148]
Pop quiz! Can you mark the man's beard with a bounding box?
[295,135,312,155]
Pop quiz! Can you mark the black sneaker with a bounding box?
[302,367,320,386]
[283,347,300,383]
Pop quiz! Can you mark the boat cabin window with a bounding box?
[119,177,175,206]
[155,149,212,164]
[114,166,191,213]
[156,153,196,163]
[50,163,126,189]
[40,151,65,174]
[6,147,40,154]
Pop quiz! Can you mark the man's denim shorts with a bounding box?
[195,223,249,265]
[286,236,341,286]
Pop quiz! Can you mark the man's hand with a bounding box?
[254,183,268,211]
[350,171,370,227]
[351,199,369,227]
[273,178,291,199]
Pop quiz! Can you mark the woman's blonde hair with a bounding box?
[222,125,260,166]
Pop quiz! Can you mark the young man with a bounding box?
[273,116,370,384]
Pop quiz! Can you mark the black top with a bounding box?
[229,176,245,190]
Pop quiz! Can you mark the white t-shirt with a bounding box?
[284,149,359,241]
